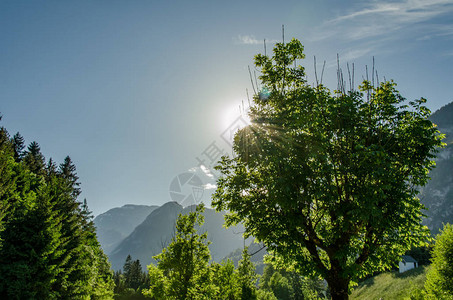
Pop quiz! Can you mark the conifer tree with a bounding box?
[0,127,13,242]
[0,159,63,299]
[46,158,58,179]
[0,120,114,299]
[23,141,46,176]
[11,132,25,162]
[59,155,81,198]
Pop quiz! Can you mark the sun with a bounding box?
[221,100,252,132]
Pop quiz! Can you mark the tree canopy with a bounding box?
[212,38,444,299]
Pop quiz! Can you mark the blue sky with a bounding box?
[1,0,453,215]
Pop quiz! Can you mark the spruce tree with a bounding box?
[59,156,81,198]
[0,160,63,299]
[11,132,25,162]
[23,141,46,176]
[0,119,114,299]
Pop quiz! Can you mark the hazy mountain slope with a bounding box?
[94,204,158,254]
[108,202,249,271]
[420,102,453,235]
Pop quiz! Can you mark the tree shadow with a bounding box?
[391,265,426,279]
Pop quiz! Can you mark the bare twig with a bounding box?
[320,60,326,85]
[248,66,256,95]
[249,245,267,256]
[314,56,319,87]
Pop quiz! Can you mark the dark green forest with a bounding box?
[0,116,115,299]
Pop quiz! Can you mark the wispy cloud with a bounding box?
[341,48,373,63]
[236,35,262,45]
[320,0,453,41]
[308,0,453,62]
[234,35,280,45]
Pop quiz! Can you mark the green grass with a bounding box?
[350,266,430,300]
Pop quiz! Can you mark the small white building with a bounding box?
[399,255,418,273]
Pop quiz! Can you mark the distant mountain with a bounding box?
[94,204,158,254]
[108,201,251,271]
[420,102,453,234]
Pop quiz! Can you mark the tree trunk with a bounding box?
[326,275,350,300]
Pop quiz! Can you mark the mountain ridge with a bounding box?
[106,201,251,271]
[94,204,158,254]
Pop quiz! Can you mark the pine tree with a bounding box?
[0,127,13,243]
[11,132,25,162]
[23,141,46,176]
[46,158,58,179]
[0,120,114,299]
[123,255,146,291]
[59,156,81,198]
[123,254,133,279]
[0,162,63,299]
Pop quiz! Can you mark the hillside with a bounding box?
[94,204,158,254]
[420,102,453,235]
[350,266,429,300]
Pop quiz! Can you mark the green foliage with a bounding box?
[256,289,278,300]
[237,247,258,300]
[23,141,46,176]
[269,272,294,300]
[211,259,241,299]
[260,264,326,300]
[11,132,25,162]
[424,223,453,299]
[143,264,168,299]
[0,122,114,299]
[114,255,149,299]
[213,38,444,299]
[143,204,215,299]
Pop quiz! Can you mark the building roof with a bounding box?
[401,255,418,263]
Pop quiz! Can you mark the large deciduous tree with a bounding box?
[213,38,444,299]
